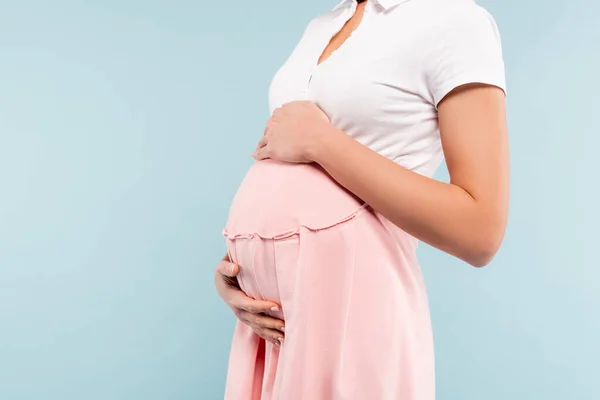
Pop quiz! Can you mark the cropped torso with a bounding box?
[224,0,506,240]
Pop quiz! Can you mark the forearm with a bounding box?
[309,128,506,267]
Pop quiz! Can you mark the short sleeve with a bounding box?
[421,5,506,108]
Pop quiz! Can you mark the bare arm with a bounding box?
[307,84,509,267]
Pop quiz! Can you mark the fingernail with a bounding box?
[229,264,237,274]
[279,326,285,332]
[274,340,280,346]
[270,306,280,312]
[278,337,284,344]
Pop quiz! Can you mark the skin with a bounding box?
[214,0,509,344]
[214,254,285,346]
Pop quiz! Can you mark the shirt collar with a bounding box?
[332,0,412,11]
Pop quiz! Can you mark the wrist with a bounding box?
[306,123,345,164]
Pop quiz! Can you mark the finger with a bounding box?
[255,327,285,347]
[242,310,285,332]
[233,310,283,346]
[216,260,238,278]
[272,107,283,119]
[263,117,275,136]
[253,147,270,161]
[229,291,281,314]
[263,118,276,134]
[256,135,268,151]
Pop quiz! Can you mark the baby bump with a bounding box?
[222,159,365,239]
[222,160,365,305]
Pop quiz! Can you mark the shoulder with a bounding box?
[381,0,503,58]
[405,0,504,64]
[304,6,345,31]
[419,0,501,38]
[283,10,335,53]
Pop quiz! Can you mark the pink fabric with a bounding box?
[224,159,365,239]
[222,160,435,399]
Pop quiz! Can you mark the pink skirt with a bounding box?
[222,160,435,400]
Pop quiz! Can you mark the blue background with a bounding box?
[1,0,598,399]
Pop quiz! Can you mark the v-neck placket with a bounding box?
[300,0,373,98]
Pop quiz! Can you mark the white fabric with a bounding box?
[268,0,506,177]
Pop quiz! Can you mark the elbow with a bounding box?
[466,248,496,268]
[464,228,505,268]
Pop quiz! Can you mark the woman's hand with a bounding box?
[253,100,332,163]
[214,257,286,346]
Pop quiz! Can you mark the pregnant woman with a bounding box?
[215,0,508,398]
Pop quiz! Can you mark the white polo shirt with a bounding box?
[268,0,506,177]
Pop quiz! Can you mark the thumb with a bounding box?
[217,260,239,278]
